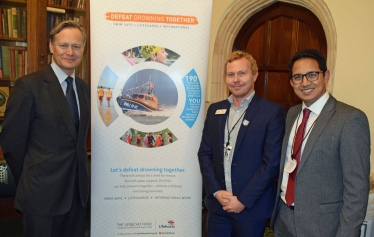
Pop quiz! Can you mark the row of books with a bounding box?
[0,46,28,79]
[47,12,86,35]
[48,0,86,9]
[0,7,27,38]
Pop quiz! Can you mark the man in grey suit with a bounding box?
[271,49,370,237]
[1,20,90,237]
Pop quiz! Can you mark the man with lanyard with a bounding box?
[271,49,370,237]
[198,50,285,237]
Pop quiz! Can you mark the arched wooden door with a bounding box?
[233,2,327,111]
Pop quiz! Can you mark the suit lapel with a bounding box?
[297,96,336,173]
[76,78,89,140]
[280,106,301,171]
[218,101,231,160]
[44,66,78,141]
[233,94,260,157]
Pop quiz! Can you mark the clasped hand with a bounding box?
[216,190,245,213]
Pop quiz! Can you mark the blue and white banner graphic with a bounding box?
[90,1,212,236]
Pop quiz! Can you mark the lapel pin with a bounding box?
[242,119,249,126]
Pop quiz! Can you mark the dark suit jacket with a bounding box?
[270,95,370,237]
[198,94,285,220]
[1,65,90,216]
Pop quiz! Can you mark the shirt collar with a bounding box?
[228,91,255,109]
[51,60,75,85]
[302,90,330,115]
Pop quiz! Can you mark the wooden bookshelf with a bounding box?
[0,0,27,84]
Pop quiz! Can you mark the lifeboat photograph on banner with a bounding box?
[117,68,178,125]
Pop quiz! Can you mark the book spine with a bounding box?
[7,8,12,37]
[11,7,18,38]
[22,9,27,38]
[9,48,15,78]
[15,50,19,78]
[21,50,25,77]
[50,13,55,28]
[3,9,7,37]
[1,46,10,78]
[5,8,12,37]
[79,15,84,26]
[12,8,18,38]
[0,8,3,37]
[17,8,22,38]
[0,47,3,78]
[24,50,28,75]
[57,15,63,25]
[78,0,82,9]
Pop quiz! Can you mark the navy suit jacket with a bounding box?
[198,94,285,220]
[1,65,90,216]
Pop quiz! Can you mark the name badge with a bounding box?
[284,158,297,173]
[215,109,227,115]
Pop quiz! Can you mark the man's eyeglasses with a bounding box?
[290,71,324,84]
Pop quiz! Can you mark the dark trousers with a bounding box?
[206,209,267,237]
[22,175,87,237]
[273,201,297,237]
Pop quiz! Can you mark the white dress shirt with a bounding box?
[51,60,80,117]
[280,91,330,205]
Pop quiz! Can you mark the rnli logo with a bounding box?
[167,220,174,225]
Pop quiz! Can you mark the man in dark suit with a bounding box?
[198,51,285,237]
[1,20,90,237]
[271,49,370,237]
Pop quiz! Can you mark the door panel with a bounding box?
[269,17,294,65]
[234,2,327,111]
[246,25,266,65]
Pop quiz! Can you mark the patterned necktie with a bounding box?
[285,108,311,206]
[65,76,79,133]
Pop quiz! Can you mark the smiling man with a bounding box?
[1,21,90,237]
[270,49,371,237]
[198,51,285,237]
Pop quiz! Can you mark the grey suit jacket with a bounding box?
[271,95,370,237]
[1,65,90,216]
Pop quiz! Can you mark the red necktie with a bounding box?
[285,108,311,206]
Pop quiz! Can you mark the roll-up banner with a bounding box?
[90,1,213,236]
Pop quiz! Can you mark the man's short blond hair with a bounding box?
[49,20,86,45]
[224,50,258,75]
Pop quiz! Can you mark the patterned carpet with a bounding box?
[264,228,274,237]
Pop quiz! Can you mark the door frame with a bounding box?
[208,0,336,103]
